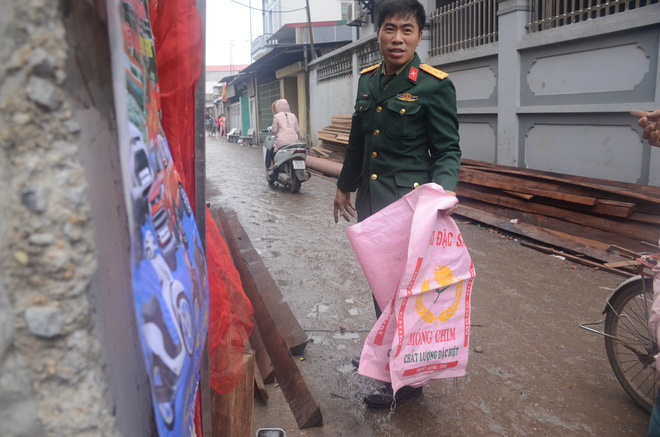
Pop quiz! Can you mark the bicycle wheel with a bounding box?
[604,277,657,413]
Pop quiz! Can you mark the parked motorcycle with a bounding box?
[262,127,311,193]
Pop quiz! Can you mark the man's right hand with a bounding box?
[631,109,660,147]
[333,188,356,223]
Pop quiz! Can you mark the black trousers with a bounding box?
[265,148,274,168]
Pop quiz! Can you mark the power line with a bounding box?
[228,0,307,13]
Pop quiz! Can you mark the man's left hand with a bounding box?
[444,190,459,216]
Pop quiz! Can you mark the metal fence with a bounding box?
[527,0,658,32]
[317,54,353,82]
[357,40,382,70]
[429,0,499,56]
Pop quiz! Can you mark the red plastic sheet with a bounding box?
[149,0,201,207]
[148,0,254,405]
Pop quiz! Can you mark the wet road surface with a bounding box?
[205,136,649,436]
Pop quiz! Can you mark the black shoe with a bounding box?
[363,383,422,409]
[351,356,360,368]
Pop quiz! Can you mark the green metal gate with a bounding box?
[257,81,280,140]
[240,91,250,136]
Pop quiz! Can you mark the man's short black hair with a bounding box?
[376,0,426,31]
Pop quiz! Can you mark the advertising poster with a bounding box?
[107,0,209,435]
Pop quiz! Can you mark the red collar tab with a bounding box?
[408,66,419,83]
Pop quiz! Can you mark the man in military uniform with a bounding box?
[332,0,462,409]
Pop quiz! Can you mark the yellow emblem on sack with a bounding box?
[415,265,462,323]
[397,93,418,102]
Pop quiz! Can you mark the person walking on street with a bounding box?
[210,116,218,138]
[218,114,226,138]
[332,0,462,409]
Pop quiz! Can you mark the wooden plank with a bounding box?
[214,208,322,429]
[455,200,646,261]
[457,198,647,253]
[519,241,634,277]
[603,260,643,269]
[317,133,338,142]
[249,317,275,384]
[503,190,535,200]
[213,208,309,356]
[253,359,269,404]
[538,197,636,218]
[629,211,660,225]
[456,184,660,243]
[459,167,599,206]
[460,160,660,206]
[211,350,255,437]
[311,146,330,158]
[462,158,660,196]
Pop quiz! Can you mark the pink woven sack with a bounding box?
[346,183,475,393]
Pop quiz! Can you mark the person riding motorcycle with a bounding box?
[267,99,300,172]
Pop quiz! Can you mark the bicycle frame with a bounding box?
[580,276,654,360]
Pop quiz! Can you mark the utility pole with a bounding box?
[249,0,253,58]
[304,0,316,60]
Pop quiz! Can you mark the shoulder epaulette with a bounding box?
[419,64,449,80]
[359,64,380,75]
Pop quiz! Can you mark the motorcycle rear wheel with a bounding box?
[288,164,301,193]
[604,277,657,413]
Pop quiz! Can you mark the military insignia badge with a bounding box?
[408,65,419,82]
[397,93,418,102]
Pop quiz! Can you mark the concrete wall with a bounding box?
[0,1,152,436]
[428,1,660,185]
[63,1,154,436]
[309,70,356,146]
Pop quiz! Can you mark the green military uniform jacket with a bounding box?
[337,52,461,222]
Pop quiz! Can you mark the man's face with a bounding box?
[377,14,423,74]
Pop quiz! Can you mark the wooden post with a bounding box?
[211,350,256,437]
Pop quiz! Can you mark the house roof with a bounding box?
[240,41,348,75]
[269,20,348,44]
[240,45,307,74]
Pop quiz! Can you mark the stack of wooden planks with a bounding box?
[211,207,323,430]
[312,114,351,162]
[455,159,660,271]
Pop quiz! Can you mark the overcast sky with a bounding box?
[206,0,264,67]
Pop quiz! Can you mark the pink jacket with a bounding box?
[271,99,300,151]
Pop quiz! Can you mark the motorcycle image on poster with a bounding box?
[109,0,209,435]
